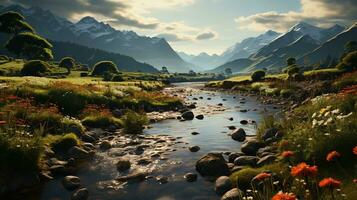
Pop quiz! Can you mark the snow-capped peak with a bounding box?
[289,22,324,41]
[77,16,99,25]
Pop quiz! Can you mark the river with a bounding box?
[38,82,280,200]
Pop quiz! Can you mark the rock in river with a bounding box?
[257,155,277,167]
[181,111,194,120]
[62,176,81,190]
[196,153,229,177]
[67,146,93,160]
[116,159,131,172]
[215,176,232,195]
[191,131,200,135]
[231,128,246,142]
[196,114,204,120]
[99,140,112,150]
[234,156,258,167]
[189,146,200,152]
[71,188,89,200]
[241,138,265,156]
[184,173,198,182]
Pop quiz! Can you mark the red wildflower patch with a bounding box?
[340,85,357,96]
[353,146,357,155]
[0,120,7,125]
[291,162,318,177]
[319,178,341,189]
[6,95,18,100]
[326,151,341,162]
[272,192,296,200]
[353,179,357,184]
[282,151,294,158]
[253,172,271,181]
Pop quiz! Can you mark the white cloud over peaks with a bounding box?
[235,0,357,32]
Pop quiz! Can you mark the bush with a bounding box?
[122,111,148,134]
[0,130,43,172]
[251,70,266,82]
[47,133,80,153]
[82,115,122,128]
[338,51,357,72]
[103,72,115,81]
[287,65,299,76]
[21,60,49,76]
[61,117,85,136]
[112,75,125,82]
[280,89,294,98]
[80,72,88,77]
[0,55,9,60]
[59,57,75,71]
[91,61,118,76]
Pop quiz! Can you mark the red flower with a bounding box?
[326,151,341,162]
[0,120,7,125]
[6,95,18,100]
[253,172,271,181]
[291,162,318,177]
[282,151,294,158]
[353,179,357,184]
[319,178,341,189]
[272,192,296,200]
[353,146,357,155]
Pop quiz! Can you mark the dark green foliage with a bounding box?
[59,57,75,73]
[286,57,296,66]
[0,130,43,172]
[92,61,118,76]
[21,60,49,76]
[337,51,357,72]
[0,11,34,34]
[251,70,265,81]
[50,133,80,153]
[286,65,299,76]
[80,72,88,77]
[103,72,115,81]
[5,32,53,60]
[82,115,122,128]
[112,75,124,82]
[0,55,9,60]
[161,66,169,73]
[122,111,148,134]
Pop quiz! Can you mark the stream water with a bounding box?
[37,82,280,200]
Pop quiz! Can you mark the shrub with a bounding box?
[61,117,85,136]
[122,111,148,134]
[91,61,118,76]
[80,72,88,77]
[251,70,266,82]
[59,57,75,72]
[0,55,8,60]
[0,129,43,172]
[82,115,122,128]
[47,133,80,153]
[21,60,49,76]
[280,89,294,98]
[112,75,125,82]
[103,72,115,81]
[338,51,357,72]
[287,65,299,76]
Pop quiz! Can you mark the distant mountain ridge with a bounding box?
[211,22,348,73]
[0,5,194,72]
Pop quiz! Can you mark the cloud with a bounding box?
[156,33,191,42]
[196,31,217,40]
[4,0,195,29]
[235,0,357,32]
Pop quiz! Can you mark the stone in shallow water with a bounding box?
[215,176,232,195]
[71,188,89,200]
[62,176,81,191]
[231,128,246,142]
[189,146,200,152]
[116,159,131,172]
[196,153,229,177]
[156,176,168,184]
[195,114,204,120]
[191,131,200,135]
[221,188,242,200]
[184,173,198,182]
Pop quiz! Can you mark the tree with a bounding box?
[91,61,118,76]
[287,65,299,76]
[337,51,357,72]
[0,11,34,34]
[251,70,265,82]
[225,68,232,75]
[5,32,53,60]
[21,60,49,76]
[286,57,296,66]
[161,66,169,73]
[189,70,196,76]
[59,57,75,74]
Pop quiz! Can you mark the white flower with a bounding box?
[324,111,331,117]
[324,133,330,136]
[312,112,317,118]
[331,109,340,114]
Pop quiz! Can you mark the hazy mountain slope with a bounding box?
[298,23,357,66]
[0,5,192,72]
[210,58,254,73]
[0,33,158,73]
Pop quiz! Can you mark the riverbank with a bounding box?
[200,72,357,199]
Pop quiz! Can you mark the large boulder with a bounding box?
[221,188,242,200]
[234,156,258,167]
[181,111,194,120]
[196,153,229,177]
[62,176,81,190]
[231,128,246,142]
[240,138,265,156]
[215,176,232,195]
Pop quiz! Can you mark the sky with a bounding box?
[3,0,357,55]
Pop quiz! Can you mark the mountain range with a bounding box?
[179,30,281,70]
[211,22,349,73]
[0,5,194,73]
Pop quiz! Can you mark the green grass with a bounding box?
[82,115,123,128]
[44,133,81,153]
[122,111,148,134]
